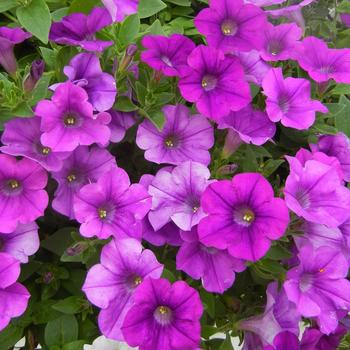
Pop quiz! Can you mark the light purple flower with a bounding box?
[36,82,111,152]
[262,68,328,130]
[102,0,138,22]
[260,22,302,62]
[51,146,116,219]
[240,282,300,346]
[176,227,245,294]
[109,110,135,143]
[148,161,211,232]
[310,133,350,182]
[141,34,195,77]
[0,27,31,75]
[0,252,30,331]
[83,238,163,340]
[74,166,151,240]
[218,105,276,146]
[23,59,45,92]
[58,53,117,112]
[284,245,350,334]
[194,0,267,53]
[284,154,350,227]
[0,154,48,234]
[0,222,39,263]
[244,0,286,5]
[199,173,290,261]
[121,278,203,350]
[179,45,251,121]
[341,13,350,28]
[1,116,70,172]
[136,104,214,166]
[294,36,350,83]
[49,7,113,52]
[263,332,300,350]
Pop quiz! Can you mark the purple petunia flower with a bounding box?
[148,161,211,232]
[74,166,151,240]
[0,222,39,263]
[263,331,300,350]
[109,110,135,143]
[260,22,302,62]
[101,0,138,22]
[293,36,350,83]
[341,13,350,28]
[176,227,245,294]
[83,238,163,340]
[284,245,350,334]
[218,105,276,146]
[0,154,48,234]
[51,146,116,219]
[284,153,350,227]
[0,252,30,331]
[23,59,45,92]
[310,133,350,182]
[199,173,289,261]
[0,27,31,75]
[179,45,251,121]
[57,53,117,112]
[121,278,203,350]
[141,34,195,77]
[49,7,113,52]
[136,104,214,166]
[262,68,328,130]
[1,116,70,172]
[36,82,111,152]
[240,282,300,347]
[194,0,267,53]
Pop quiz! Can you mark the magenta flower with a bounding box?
[260,22,302,62]
[1,116,70,172]
[36,82,111,152]
[83,238,163,340]
[0,252,30,331]
[199,173,289,261]
[284,245,350,334]
[341,13,350,28]
[240,282,300,347]
[262,68,328,130]
[102,0,138,22]
[0,154,48,234]
[58,53,117,112]
[74,167,151,240]
[109,110,135,143]
[141,34,195,77]
[176,228,245,294]
[194,0,267,53]
[284,153,350,227]
[148,161,211,232]
[122,278,203,350]
[136,104,214,166]
[294,36,350,83]
[49,7,113,52]
[218,105,276,146]
[0,222,39,263]
[263,332,300,350]
[51,146,116,219]
[310,133,350,182]
[0,27,31,75]
[179,45,251,121]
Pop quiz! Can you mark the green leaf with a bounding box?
[62,340,86,350]
[166,0,191,5]
[139,0,167,18]
[201,325,218,339]
[0,0,17,13]
[16,0,51,44]
[200,290,215,319]
[146,19,166,35]
[331,83,350,95]
[32,300,63,325]
[115,96,138,112]
[265,244,292,260]
[145,109,166,129]
[29,73,52,105]
[40,47,56,70]
[261,159,284,178]
[52,296,89,315]
[119,14,140,46]
[335,96,350,137]
[69,0,100,14]
[0,324,23,349]
[45,315,79,347]
[219,334,234,350]
[161,268,176,283]
[41,227,76,256]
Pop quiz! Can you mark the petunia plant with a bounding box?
[1,0,350,350]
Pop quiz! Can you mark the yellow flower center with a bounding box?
[67,174,76,182]
[319,268,325,273]
[158,306,170,315]
[221,20,237,36]
[242,209,255,223]
[134,276,142,286]
[98,208,107,219]
[64,115,76,126]
[165,139,174,148]
[41,146,51,155]
[8,179,19,189]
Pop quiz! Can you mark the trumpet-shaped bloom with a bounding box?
[74,167,151,240]
[83,239,163,340]
[262,68,328,130]
[101,0,138,22]
[199,173,289,261]
[122,278,203,350]
[0,154,48,233]
[109,110,135,143]
[179,45,251,121]
[136,104,214,166]
[194,0,267,53]
[263,332,300,350]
